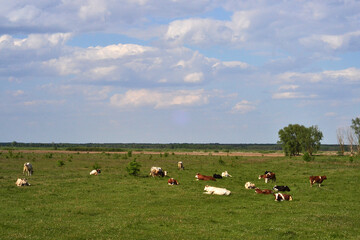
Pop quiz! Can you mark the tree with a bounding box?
[278,124,323,156]
[336,127,345,155]
[346,127,355,156]
[351,117,360,154]
[126,159,141,176]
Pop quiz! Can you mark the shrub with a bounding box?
[303,152,314,162]
[127,151,132,157]
[218,157,225,165]
[92,162,101,169]
[126,159,141,176]
[57,160,65,167]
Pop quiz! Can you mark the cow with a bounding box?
[309,176,327,187]
[178,161,184,170]
[90,169,101,175]
[168,178,179,185]
[195,173,216,181]
[23,162,33,176]
[203,185,231,195]
[16,178,30,186]
[258,172,276,183]
[245,182,256,189]
[255,188,273,194]
[273,185,290,192]
[213,174,223,179]
[274,193,293,201]
[221,171,232,177]
[150,167,167,177]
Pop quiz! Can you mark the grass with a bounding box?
[0,151,359,239]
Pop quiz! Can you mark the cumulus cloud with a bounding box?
[231,100,256,114]
[184,72,204,83]
[272,92,317,100]
[110,89,209,109]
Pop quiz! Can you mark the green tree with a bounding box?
[126,159,141,176]
[351,117,360,154]
[278,124,323,156]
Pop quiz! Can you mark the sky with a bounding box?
[1,0,360,144]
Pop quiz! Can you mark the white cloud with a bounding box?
[23,100,66,106]
[325,112,337,117]
[272,92,317,99]
[184,72,204,83]
[12,90,24,97]
[110,89,208,109]
[232,100,256,114]
[278,85,299,91]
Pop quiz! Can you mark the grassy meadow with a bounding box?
[0,150,359,240]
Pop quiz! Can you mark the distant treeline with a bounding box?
[0,142,341,152]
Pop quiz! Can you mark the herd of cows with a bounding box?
[16,160,328,202]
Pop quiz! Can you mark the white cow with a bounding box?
[23,162,33,176]
[244,182,256,189]
[90,169,101,175]
[177,161,184,170]
[16,178,30,186]
[203,185,231,195]
[221,171,232,177]
[150,167,167,177]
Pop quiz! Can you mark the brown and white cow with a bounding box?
[255,188,273,194]
[195,173,216,181]
[23,162,33,176]
[168,178,179,185]
[178,161,184,170]
[244,182,256,189]
[16,178,30,186]
[274,193,293,201]
[309,175,327,187]
[258,172,276,183]
[150,167,167,177]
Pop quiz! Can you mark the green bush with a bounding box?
[92,162,101,169]
[57,160,65,167]
[303,152,314,162]
[126,159,141,176]
[218,157,225,165]
[127,151,132,157]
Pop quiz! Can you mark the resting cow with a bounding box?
[221,171,232,177]
[178,161,184,170]
[90,169,101,175]
[195,173,216,181]
[213,174,223,179]
[150,167,167,177]
[255,188,273,194]
[274,193,293,201]
[245,182,256,189]
[168,178,179,185]
[309,176,327,187]
[16,178,30,186]
[273,185,290,192]
[203,185,231,195]
[23,162,33,176]
[258,172,276,183]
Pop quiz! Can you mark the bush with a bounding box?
[126,159,141,176]
[127,151,132,157]
[92,162,101,169]
[303,152,314,162]
[218,157,225,165]
[57,160,65,167]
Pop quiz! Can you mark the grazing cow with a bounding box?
[255,188,273,194]
[16,178,30,186]
[245,182,256,189]
[168,178,179,185]
[178,161,184,170]
[309,176,327,187]
[258,172,276,183]
[150,167,167,177]
[221,171,232,177]
[273,185,290,192]
[23,162,33,176]
[203,185,231,195]
[195,173,216,181]
[90,169,101,175]
[274,193,293,201]
[213,174,223,179]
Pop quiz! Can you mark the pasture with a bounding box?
[0,150,359,239]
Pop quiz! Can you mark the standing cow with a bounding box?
[23,162,33,176]
[178,161,184,170]
[309,176,327,187]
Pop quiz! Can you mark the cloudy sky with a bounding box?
[1,0,360,144]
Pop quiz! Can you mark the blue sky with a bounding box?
[1,0,360,144]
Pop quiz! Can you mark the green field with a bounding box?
[1,151,359,239]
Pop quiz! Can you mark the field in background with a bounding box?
[1,151,359,239]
